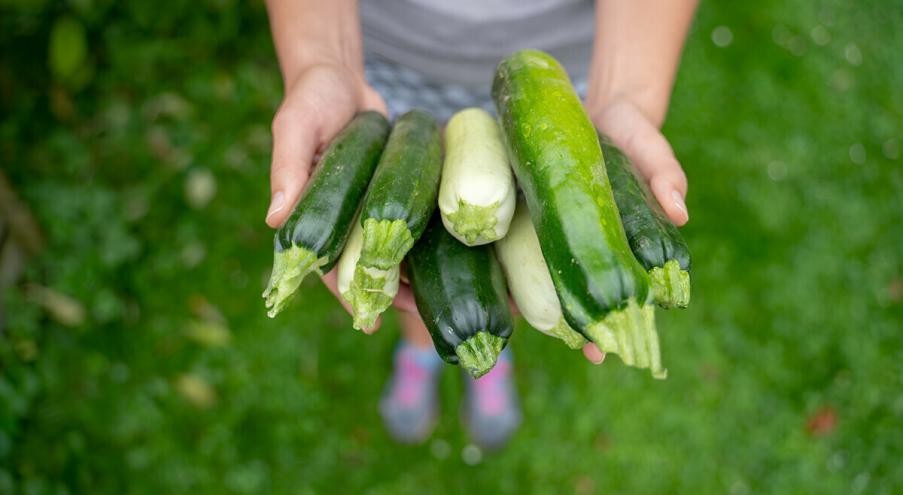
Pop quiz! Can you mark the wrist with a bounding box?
[266,0,366,91]
[586,84,669,129]
[281,43,363,89]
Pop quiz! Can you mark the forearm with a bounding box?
[265,0,364,86]
[587,0,699,127]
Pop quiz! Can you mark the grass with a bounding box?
[1,0,901,493]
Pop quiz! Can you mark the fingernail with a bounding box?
[266,191,285,220]
[671,190,689,222]
[593,352,606,365]
[363,319,380,335]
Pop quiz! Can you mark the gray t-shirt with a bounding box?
[360,0,596,88]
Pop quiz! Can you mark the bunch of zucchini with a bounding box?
[263,49,691,380]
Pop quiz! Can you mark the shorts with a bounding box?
[365,54,588,123]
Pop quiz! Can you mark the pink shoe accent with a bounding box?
[394,352,431,407]
[473,360,511,416]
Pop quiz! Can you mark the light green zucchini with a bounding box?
[438,108,516,246]
[495,199,586,350]
[337,215,400,330]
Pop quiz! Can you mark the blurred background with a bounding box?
[1,0,901,493]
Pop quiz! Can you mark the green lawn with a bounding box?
[1,0,901,493]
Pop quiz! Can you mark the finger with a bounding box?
[361,86,389,117]
[621,127,688,226]
[321,270,383,332]
[391,282,419,314]
[320,270,353,316]
[649,171,689,227]
[582,343,606,364]
[622,133,688,226]
[508,296,521,317]
[266,106,319,228]
[599,103,689,226]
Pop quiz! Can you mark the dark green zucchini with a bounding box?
[346,109,442,329]
[358,109,442,269]
[493,49,665,378]
[601,135,691,309]
[407,215,514,378]
[263,111,390,317]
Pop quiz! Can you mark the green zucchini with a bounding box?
[601,135,691,309]
[438,108,516,246]
[263,111,390,317]
[407,214,514,378]
[347,109,442,329]
[495,199,586,350]
[493,49,665,378]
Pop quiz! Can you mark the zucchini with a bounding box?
[438,108,516,246]
[495,199,586,350]
[601,136,691,309]
[493,49,665,378]
[348,109,442,329]
[337,214,400,329]
[407,214,514,378]
[263,111,390,317]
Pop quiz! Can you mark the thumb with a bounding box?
[598,102,689,226]
[361,86,388,118]
[266,106,319,228]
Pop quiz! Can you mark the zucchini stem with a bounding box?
[344,264,400,331]
[584,299,666,379]
[455,331,506,378]
[546,318,588,350]
[649,259,691,309]
[359,218,414,270]
[444,200,501,245]
[263,246,326,318]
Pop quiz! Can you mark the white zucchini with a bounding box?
[494,200,586,349]
[337,216,399,330]
[438,108,516,246]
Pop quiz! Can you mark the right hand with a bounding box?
[591,98,689,226]
[265,63,386,228]
[265,63,418,327]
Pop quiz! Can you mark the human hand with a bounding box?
[591,97,689,226]
[581,96,689,365]
[265,63,386,227]
[264,63,408,325]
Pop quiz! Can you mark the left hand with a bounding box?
[578,95,690,364]
[591,97,689,226]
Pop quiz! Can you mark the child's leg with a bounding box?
[379,311,443,443]
[399,310,433,348]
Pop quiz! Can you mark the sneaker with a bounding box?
[379,343,443,443]
[462,347,522,449]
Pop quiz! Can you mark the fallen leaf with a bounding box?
[27,283,86,327]
[806,406,838,437]
[184,168,217,209]
[176,373,216,409]
[185,320,231,347]
[888,278,901,303]
[575,475,595,495]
